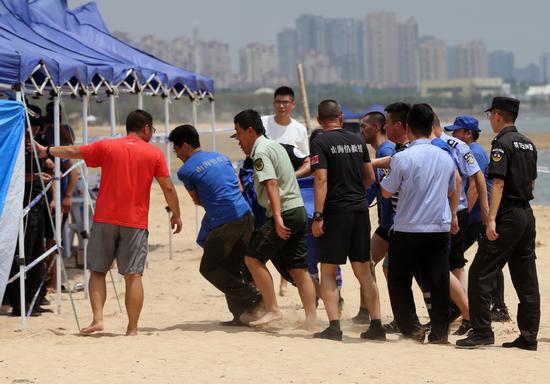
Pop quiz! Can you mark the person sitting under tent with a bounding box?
[31,109,182,336]
[5,105,52,317]
[169,124,263,326]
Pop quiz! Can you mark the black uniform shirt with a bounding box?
[310,129,371,214]
[488,126,537,202]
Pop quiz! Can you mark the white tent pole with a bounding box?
[138,92,144,110]
[54,95,62,314]
[192,100,199,236]
[210,100,216,151]
[109,93,116,136]
[164,96,173,260]
[82,94,90,298]
[15,89,27,331]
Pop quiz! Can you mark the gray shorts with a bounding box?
[87,222,149,275]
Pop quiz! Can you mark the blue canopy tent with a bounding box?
[0,0,216,329]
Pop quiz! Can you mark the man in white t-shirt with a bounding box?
[262,86,310,295]
[262,86,310,178]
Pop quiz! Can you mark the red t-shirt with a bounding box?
[80,136,170,229]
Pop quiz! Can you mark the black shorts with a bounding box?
[247,206,308,270]
[449,209,469,270]
[316,210,371,265]
[464,221,482,251]
[374,225,391,242]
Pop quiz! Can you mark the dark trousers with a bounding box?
[388,231,450,340]
[200,214,261,318]
[465,221,506,308]
[468,203,539,341]
[6,203,46,311]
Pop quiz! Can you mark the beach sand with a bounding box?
[1,184,549,384]
[1,128,549,383]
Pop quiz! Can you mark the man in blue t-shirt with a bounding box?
[169,125,261,326]
[446,116,511,322]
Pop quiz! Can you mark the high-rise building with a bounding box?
[277,28,298,83]
[515,63,541,85]
[325,18,364,83]
[448,40,488,79]
[296,14,327,57]
[489,50,515,81]
[398,17,419,86]
[302,50,341,85]
[170,37,195,71]
[366,12,399,87]
[239,43,277,86]
[418,36,447,81]
[539,52,550,84]
[198,41,232,89]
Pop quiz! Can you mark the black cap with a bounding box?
[485,96,520,114]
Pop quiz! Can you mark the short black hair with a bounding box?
[318,99,341,121]
[385,102,410,126]
[28,105,44,128]
[494,108,517,123]
[472,130,480,141]
[168,124,201,148]
[234,109,265,135]
[45,101,63,124]
[407,104,434,137]
[365,113,386,134]
[126,109,153,133]
[274,86,295,100]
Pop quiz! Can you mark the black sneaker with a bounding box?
[220,318,247,327]
[502,336,537,351]
[383,319,400,334]
[428,336,450,345]
[313,327,343,341]
[360,325,386,341]
[453,320,472,336]
[351,308,370,325]
[456,331,495,348]
[491,306,512,322]
[402,327,426,343]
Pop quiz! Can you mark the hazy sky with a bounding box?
[69,0,548,67]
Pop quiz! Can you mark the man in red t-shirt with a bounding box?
[34,110,182,336]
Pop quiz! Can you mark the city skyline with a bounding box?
[70,0,549,68]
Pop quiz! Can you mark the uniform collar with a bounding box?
[251,134,268,157]
[496,125,517,139]
[409,138,431,146]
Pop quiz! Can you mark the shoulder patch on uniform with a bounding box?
[491,148,504,163]
[253,158,264,171]
[446,138,458,148]
[310,154,319,165]
[464,152,475,165]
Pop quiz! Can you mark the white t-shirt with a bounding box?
[261,115,309,156]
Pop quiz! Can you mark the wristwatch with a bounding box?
[313,211,324,222]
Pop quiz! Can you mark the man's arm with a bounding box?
[312,169,327,238]
[187,190,202,206]
[265,179,291,240]
[371,156,391,169]
[448,170,461,235]
[32,141,82,159]
[295,156,311,178]
[62,162,80,214]
[362,162,376,189]
[466,176,478,212]
[156,176,182,234]
[473,171,489,225]
[486,178,504,241]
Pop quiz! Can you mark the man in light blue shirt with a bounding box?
[381,104,458,344]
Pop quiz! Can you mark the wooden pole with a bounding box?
[296,63,312,133]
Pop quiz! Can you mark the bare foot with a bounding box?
[80,322,104,335]
[296,319,317,331]
[249,310,283,326]
[279,281,288,297]
[125,328,138,336]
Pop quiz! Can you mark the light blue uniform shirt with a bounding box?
[440,132,480,211]
[381,139,456,233]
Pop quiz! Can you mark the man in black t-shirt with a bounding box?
[310,100,385,341]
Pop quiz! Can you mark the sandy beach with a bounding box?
[1,179,549,383]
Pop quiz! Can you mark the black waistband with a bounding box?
[501,198,530,208]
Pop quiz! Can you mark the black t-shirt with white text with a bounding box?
[310,129,371,214]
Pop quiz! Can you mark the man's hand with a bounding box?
[312,219,324,238]
[486,219,498,241]
[28,141,48,158]
[450,213,459,235]
[61,196,72,214]
[480,207,490,226]
[274,215,291,240]
[170,215,182,234]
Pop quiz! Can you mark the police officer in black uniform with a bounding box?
[457,97,540,351]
